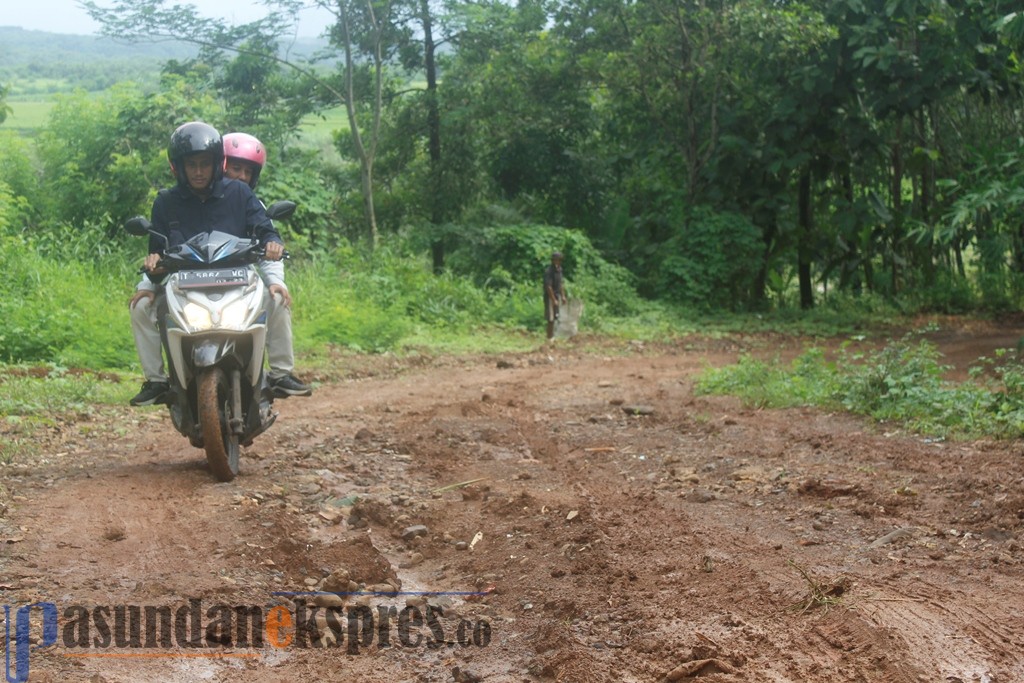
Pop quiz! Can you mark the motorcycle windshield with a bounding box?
[168,231,258,268]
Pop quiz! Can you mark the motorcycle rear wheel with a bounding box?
[198,367,240,482]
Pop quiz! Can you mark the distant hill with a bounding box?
[0,26,198,62]
[0,27,334,96]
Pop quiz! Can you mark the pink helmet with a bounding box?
[222,132,267,189]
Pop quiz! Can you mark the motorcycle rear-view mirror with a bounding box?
[124,216,152,237]
[266,200,297,222]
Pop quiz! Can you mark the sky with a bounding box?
[4,1,335,37]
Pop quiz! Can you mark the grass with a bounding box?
[0,366,135,464]
[0,435,36,465]
[4,99,54,133]
[695,337,1024,439]
[788,560,849,615]
[295,105,350,155]
[0,367,134,416]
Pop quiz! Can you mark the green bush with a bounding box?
[0,132,39,215]
[0,242,77,362]
[259,149,344,253]
[696,348,839,409]
[36,82,224,231]
[0,223,668,371]
[900,270,978,314]
[289,254,410,354]
[446,223,643,322]
[306,300,409,353]
[696,338,1024,439]
[645,206,763,311]
[838,341,948,416]
[486,281,540,329]
[403,273,490,327]
[0,238,136,367]
[0,180,29,235]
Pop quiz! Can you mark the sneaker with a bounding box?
[130,380,170,407]
[270,374,312,397]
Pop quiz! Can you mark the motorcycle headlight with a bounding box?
[220,298,251,329]
[182,302,213,330]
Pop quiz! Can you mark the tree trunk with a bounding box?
[753,215,777,309]
[863,257,874,293]
[890,122,904,294]
[798,168,814,310]
[838,169,860,293]
[421,0,444,273]
[917,108,935,287]
[339,0,380,249]
[1014,222,1024,273]
[360,157,377,246]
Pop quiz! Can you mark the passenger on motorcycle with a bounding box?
[128,122,303,406]
[223,132,265,190]
[222,131,311,398]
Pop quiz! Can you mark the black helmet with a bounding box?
[167,121,223,188]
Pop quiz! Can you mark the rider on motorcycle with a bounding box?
[222,132,311,398]
[128,122,301,406]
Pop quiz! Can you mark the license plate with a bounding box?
[176,268,248,289]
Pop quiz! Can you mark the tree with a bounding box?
[0,83,11,124]
[36,81,223,230]
[324,0,394,248]
[331,0,479,269]
[80,0,1024,309]
[439,1,605,227]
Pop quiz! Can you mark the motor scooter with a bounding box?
[125,201,295,481]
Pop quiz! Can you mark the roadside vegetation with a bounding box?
[696,339,1024,440]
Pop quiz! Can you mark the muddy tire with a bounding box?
[198,367,239,482]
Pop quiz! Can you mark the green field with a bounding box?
[294,105,349,150]
[4,97,348,153]
[4,99,54,133]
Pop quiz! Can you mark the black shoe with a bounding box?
[269,374,312,397]
[130,380,170,406]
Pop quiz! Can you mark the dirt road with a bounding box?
[2,329,1023,682]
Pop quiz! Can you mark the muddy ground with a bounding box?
[2,321,1023,682]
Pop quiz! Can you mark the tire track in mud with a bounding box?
[856,578,1024,680]
[1,440,272,683]
[514,427,918,682]
[3,403,492,681]
[855,592,1009,682]
[6,446,234,593]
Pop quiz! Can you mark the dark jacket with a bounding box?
[544,264,564,299]
[149,178,282,254]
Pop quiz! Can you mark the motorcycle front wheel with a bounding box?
[198,367,240,482]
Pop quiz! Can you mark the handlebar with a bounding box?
[138,248,289,276]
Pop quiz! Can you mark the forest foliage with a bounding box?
[2,0,1024,370]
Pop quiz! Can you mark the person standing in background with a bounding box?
[544,251,567,341]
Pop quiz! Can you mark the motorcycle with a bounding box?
[125,201,295,482]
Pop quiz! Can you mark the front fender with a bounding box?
[193,338,234,368]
